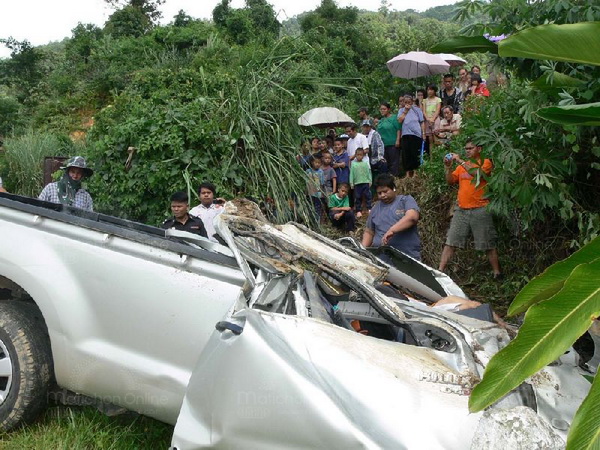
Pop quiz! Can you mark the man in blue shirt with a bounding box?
[361,173,421,260]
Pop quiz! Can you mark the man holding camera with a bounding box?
[439,140,502,279]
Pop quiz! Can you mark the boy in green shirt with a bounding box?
[349,148,372,218]
[328,183,355,232]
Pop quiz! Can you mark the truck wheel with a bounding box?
[0,301,53,431]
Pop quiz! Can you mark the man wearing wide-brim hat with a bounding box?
[38,156,94,211]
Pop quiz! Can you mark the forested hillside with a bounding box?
[1,0,599,306]
[0,0,463,222]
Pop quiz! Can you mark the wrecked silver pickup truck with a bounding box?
[0,194,593,449]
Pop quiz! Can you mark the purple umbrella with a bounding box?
[386,51,450,79]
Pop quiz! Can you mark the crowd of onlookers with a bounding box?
[298,66,492,227]
[295,66,501,278]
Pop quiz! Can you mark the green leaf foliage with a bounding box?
[430,35,498,54]
[499,22,600,66]
[469,257,600,412]
[566,374,600,450]
[104,5,152,38]
[85,39,328,225]
[509,236,600,315]
[530,71,585,91]
[536,102,600,127]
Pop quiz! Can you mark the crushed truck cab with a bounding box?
[0,194,594,449]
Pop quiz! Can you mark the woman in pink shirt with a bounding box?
[422,84,441,152]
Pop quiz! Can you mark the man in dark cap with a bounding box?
[38,156,94,211]
[162,191,208,237]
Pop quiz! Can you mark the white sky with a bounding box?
[0,0,452,58]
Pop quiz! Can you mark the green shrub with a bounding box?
[86,40,325,225]
[3,131,74,196]
[0,96,22,135]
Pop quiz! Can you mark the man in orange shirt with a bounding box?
[439,140,501,278]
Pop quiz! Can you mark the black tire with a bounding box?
[0,301,54,431]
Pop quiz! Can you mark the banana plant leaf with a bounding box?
[530,72,586,91]
[498,22,600,66]
[469,257,600,412]
[566,374,600,450]
[509,236,600,315]
[430,35,498,54]
[536,102,600,127]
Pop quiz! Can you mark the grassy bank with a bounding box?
[0,406,172,449]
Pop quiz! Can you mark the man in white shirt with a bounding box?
[189,182,225,242]
[345,124,370,165]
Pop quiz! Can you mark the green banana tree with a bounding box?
[497,22,600,126]
[431,22,600,125]
[469,237,600,450]
[443,22,600,450]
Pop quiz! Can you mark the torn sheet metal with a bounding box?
[217,212,409,325]
[528,349,594,440]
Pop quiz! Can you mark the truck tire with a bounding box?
[0,301,53,431]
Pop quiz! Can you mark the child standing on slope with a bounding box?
[332,138,350,185]
[305,156,325,223]
[321,152,337,196]
[349,148,372,218]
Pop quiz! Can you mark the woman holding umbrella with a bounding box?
[397,94,425,178]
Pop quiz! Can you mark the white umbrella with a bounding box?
[437,53,467,67]
[386,51,450,79]
[298,107,355,128]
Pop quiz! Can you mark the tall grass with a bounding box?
[3,132,76,197]
[213,40,336,226]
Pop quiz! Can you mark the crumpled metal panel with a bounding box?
[217,214,409,325]
[471,406,564,449]
[172,310,509,449]
[217,213,388,286]
[528,350,594,440]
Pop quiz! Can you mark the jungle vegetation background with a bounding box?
[0,0,599,446]
[0,0,598,309]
